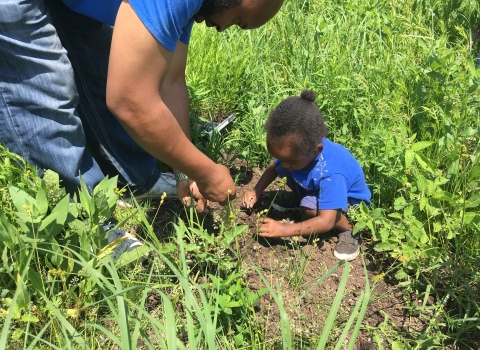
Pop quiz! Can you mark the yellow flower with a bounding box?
[399,255,410,262]
[372,273,385,283]
[22,204,31,215]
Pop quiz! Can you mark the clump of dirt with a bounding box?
[145,164,428,348]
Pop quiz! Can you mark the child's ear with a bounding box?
[314,143,323,155]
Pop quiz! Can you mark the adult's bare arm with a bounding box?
[161,42,191,140]
[106,1,235,205]
[160,42,208,211]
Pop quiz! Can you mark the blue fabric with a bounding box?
[61,0,121,25]
[274,138,371,211]
[0,0,161,195]
[62,0,202,52]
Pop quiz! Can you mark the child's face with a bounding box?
[267,137,322,171]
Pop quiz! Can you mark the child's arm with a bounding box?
[258,209,351,238]
[242,161,278,209]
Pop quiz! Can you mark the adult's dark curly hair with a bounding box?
[265,90,328,154]
[197,0,242,17]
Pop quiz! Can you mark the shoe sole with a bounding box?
[333,249,360,261]
[272,203,300,212]
[116,196,176,208]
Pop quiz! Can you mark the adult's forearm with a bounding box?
[110,98,214,180]
[161,78,191,140]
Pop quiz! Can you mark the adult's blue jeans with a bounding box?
[0,0,160,195]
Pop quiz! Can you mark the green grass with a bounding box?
[1,0,480,348]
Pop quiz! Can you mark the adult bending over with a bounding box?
[0,0,284,213]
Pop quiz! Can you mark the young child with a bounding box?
[241,90,371,261]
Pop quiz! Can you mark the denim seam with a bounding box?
[0,90,31,164]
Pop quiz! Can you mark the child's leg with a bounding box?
[300,201,360,261]
[334,208,360,261]
[301,200,352,231]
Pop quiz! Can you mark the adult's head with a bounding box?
[194,0,284,32]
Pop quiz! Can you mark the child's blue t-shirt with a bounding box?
[274,138,371,210]
[61,0,202,52]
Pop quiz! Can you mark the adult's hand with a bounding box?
[195,164,236,206]
[176,179,208,213]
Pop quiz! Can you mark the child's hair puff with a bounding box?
[300,89,316,103]
[265,89,327,154]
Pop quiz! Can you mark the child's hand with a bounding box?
[242,191,258,209]
[258,218,286,238]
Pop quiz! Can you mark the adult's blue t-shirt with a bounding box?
[61,0,203,52]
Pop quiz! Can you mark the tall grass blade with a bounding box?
[316,260,350,349]
[253,265,292,350]
[299,260,346,300]
[347,255,371,350]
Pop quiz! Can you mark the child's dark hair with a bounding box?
[265,90,327,154]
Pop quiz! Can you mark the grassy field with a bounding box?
[1,0,479,348]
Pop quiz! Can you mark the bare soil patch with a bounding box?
[146,163,430,349]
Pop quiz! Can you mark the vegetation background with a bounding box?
[0,0,479,348]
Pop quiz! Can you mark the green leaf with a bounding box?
[0,210,18,247]
[374,241,396,252]
[20,314,39,323]
[426,71,444,82]
[415,153,435,174]
[431,191,455,202]
[234,333,244,346]
[8,186,34,215]
[78,177,92,217]
[461,212,477,225]
[28,269,45,294]
[468,166,480,182]
[49,238,64,267]
[35,187,48,217]
[227,301,242,308]
[394,197,407,210]
[465,193,480,209]
[405,149,414,169]
[394,270,409,280]
[410,141,434,152]
[39,195,70,237]
[15,273,30,311]
[392,341,405,350]
[467,84,478,94]
[217,294,227,309]
[248,288,268,303]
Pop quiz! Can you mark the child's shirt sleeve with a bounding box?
[317,174,349,210]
